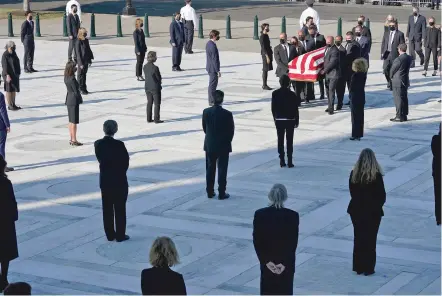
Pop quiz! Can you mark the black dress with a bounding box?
[141,266,186,295]
[260,33,273,71]
[0,175,19,262]
[64,76,83,124]
[1,50,21,93]
[431,132,441,224]
[348,171,386,274]
[349,72,367,138]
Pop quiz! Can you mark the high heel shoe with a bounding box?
[422,71,427,77]
[70,141,83,146]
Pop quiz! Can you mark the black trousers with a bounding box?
[305,82,315,101]
[431,0,440,9]
[350,102,364,138]
[136,52,146,77]
[424,47,439,71]
[101,188,128,241]
[293,81,306,101]
[23,42,35,70]
[409,39,424,63]
[146,90,161,122]
[172,44,183,68]
[392,86,409,119]
[184,21,194,53]
[77,64,89,91]
[336,76,346,107]
[275,120,295,160]
[205,152,229,195]
[68,38,77,62]
[383,58,392,87]
[208,72,218,105]
[350,214,381,273]
[260,264,294,295]
[434,175,441,223]
[318,77,325,98]
[325,77,338,111]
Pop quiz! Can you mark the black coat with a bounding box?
[75,39,94,68]
[348,171,386,217]
[143,62,162,92]
[271,87,301,126]
[0,176,19,262]
[424,27,441,49]
[406,14,426,41]
[432,133,441,178]
[141,267,186,295]
[345,41,361,73]
[94,136,129,190]
[305,33,326,52]
[20,20,34,45]
[390,53,412,88]
[352,25,372,51]
[202,105,234,154]
[67,13,80,38]
[260,33,273,57]
[1,50,21,92]
[349,72,367,105]
[133,29,147,54]
[323,45,340,79]
[64,76,83,106]
[253,207,299,268]
[381,29,405,61]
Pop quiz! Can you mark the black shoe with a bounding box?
[336,106,342,111]
[349,137,360,141]
[147,119,154,123]
[345,102,351,106]
[5,167,14,172]
[218,193,230,200]
[172,67,178,71]
[107,236,115,241]
[262,85,272,90]
[80,90,88,95]
[437,221,441,225]
[319,95,325,100]
[116,235,130,242]
[207,192,216,199]
[0,279,9,293]
[390,117,402,122]
[356,271,364,275]
[280,159,287,167]
[24,69,31,73]
[155,120,164,124]
[288,161,294,168]
[30,68,38,72]
[8,106,19,111]
[364,271,375,276]
[328,111,334,115]
[325,108,330,113]
[177,67,183,71]
[137,76,145,81]
[432,71,438,76]
[188,51,194,54]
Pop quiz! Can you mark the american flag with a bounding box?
[288,47,326,82]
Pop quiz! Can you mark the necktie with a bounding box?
[388,32,393,51]
[283,45,288,59]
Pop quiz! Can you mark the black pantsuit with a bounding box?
[349,72,367,138]
[77,64,89,92]
[275,121,295,160]
[172,45,184,69]
[184,20,194,53]
[133,28,147,77]
[392,87,409,119]
[205,152,229,195]
[208,73,218,105]
[101,188,128,241]
[136,52,146,77]
[146,90,161,122]
[424,47,439,71]
[350,102,364,138]
[76,39,94,92]
[0,176,19,263]
[21,20,35,71]
[23,43,34,71]
[336,77,346,107]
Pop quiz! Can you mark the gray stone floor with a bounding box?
[1,38,441,295]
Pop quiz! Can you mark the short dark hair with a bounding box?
[279,75,290,88]
[64,61,76,77]
[261,23,269,33]
[147,51,157,63]
[4,282,32,295]
[25,10,32,16]
[306,16,313,23]
[213,90,224,105]
[398,43,407,52]
[186,0,192,3]
[209,30,220,39]
[174,12,180,17]
[346,31,354,36]
[335,35,343,40]
[103,120,118,136]
[71,4,77,9]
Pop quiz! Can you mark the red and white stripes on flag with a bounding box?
[288,46,326,82]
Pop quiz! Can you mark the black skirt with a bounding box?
[67,104,80,124]
[3,79,20,92]
[0,221,18,262]
[262,54,273,72]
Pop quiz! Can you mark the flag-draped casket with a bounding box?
[288,46,326,82]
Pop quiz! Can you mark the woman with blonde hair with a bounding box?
[133,18,147,81]
[75,27,94,95]
[141,237,186,295]
[348,148,386,276]
[349,58,368,141]
[384,14,395,33]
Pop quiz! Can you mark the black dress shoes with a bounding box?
[137,76,145,81]
[262,85,272,90]
[155,120,164,124]
[345,102,351,106]
[207,192,216,198]
[30,68,38,72]
[319,95,325,100]
[280,159,287,167]
[349,137,360,141]
[5,167,14,172]
[147,119,154,123]
[364,271,375,276]
[0,278,9,293]
[336,106,342,111]
[288,162,294,168]
[325,108,330,113]
[116,235,130,242]
[218,193,230,200]
[24,69,31,73]
[390,117,404,122]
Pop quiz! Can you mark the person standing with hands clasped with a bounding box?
[133,18,147,81]
[64,61,83,146]
[390,43,412,122]
[0,78,13,172]
[2,41,21,111]
[253,184,299,295]
[348,148,386,276]
[170,12,185,72]
[349,58,368,141]
[21,11,37,73]
[67,4,80,63]
[321,36,340,115]
[260,23,273,90]
[206,30,221,106]
[75,28,94,95]
[143,51,163,124]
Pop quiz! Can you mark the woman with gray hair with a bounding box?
[1,41,21,111]
[143,51,163,123]
[253,184,299,295]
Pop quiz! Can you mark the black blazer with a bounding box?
[349,72,367,105]
[259,33,273,57]
[357,36,370,61]
[390,53,412,88]
[202,105,234,154]
[323,45,340,79]
[381,29,405,61]
[67,13,80,38]
[141,267,186,295]
[406,14,426,41]
[271,87,301,126]
[305,33,326,52]
[20,20,34,45]
[1,51,21,91]
[253,207,299,268]
[352,25,372,51]
[133,29,147,54]
[424,27,441,49]
[431,133,441,178]
[337,45,347,77]
[169,21,185,46]
[143,62,162,92]
[0,176,18,224]
[94,136,129,190]
[206,40,220,73]
[64,76,83,106]
[75,39,94,67]
[348,171,386,217]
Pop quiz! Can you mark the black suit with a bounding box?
[335,45,347,108]
[381,29,406,87]
[20,20,34,71]
[305,34,326,99]
[253,206,299,295]
[143,62,162,122]
[390,53,412,120]
[323,45,340,112]
[170,20,185,69]
[292,45,307,101]
[133,29,147,77]
[141,267,186,295]
[94,136,129,241]
[75,39,94,92]
[424,27,441,71]
[343,40,361,103]
[349,72,367,138]
[202,105,234,196]
[348,171,386,274]
[271,87,300,163]
[352,25,372,52]
[67,13,80,61]
[406,14,426,64]
[431,132,441,224]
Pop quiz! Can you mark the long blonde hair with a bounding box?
[77,27,87,40]
[351,148,384,184]
[149,237,180,267]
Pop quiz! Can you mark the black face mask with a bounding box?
[429,22,435,26]
[298,36,305,41]
[355,32,361,37]
[216,36,220,41]
[346,39,352,43]
[413,12,417,16]
[73,8,78,13]
[310,33,316,37]
[389,26,396,31]
[280,39,286,44]
[265,28,269,33]
[326,43,331,47]
[84,33,87,37]
[357,21,363,25]
[140,23,144,28]
[28,16,33,21]
[335,41,342,46]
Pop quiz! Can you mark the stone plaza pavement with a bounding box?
[1,38,441,294]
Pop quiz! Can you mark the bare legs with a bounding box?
[68,123,82,146]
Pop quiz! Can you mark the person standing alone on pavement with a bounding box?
[170,12,185,71]
[67,4,80,63]
[390,43,412,122]
[423,17,441,77]
[0,78,13,172]
[180,0,198,54]
[133,18,147,81]
[206,30,221,105]
[21,11,37,73]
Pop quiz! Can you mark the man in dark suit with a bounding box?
[406,6,426,67]
[206,30,221,106]
[94,120,130,242]
[21,11,37,73]
[343,31,361,105]
[202,90,234,200]
[306,25,326,100]
[67,4,80,63]
[352,15,372,53]
[423,17,441,76]
[334,35,347,110]
[143,51,163,123]
[381,20,406,90]
[274,33,292,78]
[0,79,13,172]
[354,26,370,65]
[170,12,185,71]
[253,183,299,295]
[390,43,412,122]
[431,124,441,225]
[320,36,340,115]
